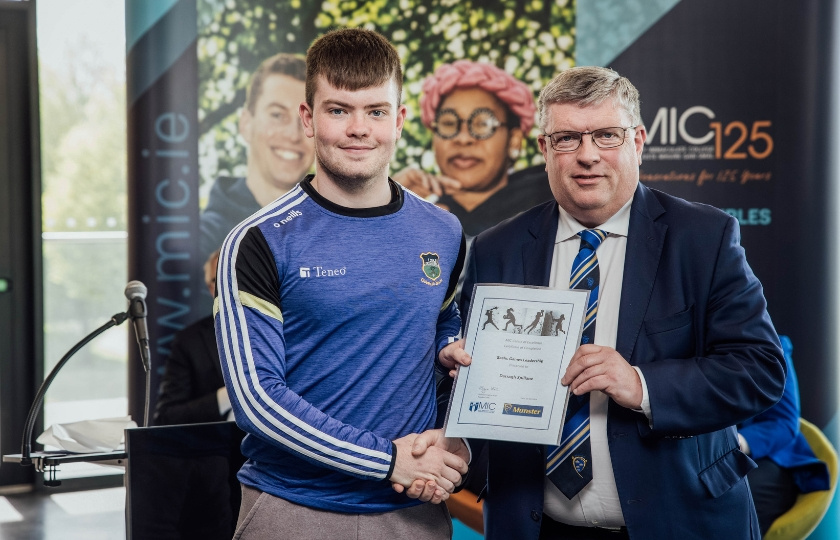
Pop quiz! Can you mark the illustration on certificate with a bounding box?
[445,284,588,445]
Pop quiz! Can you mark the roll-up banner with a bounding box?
[125,0,576,425]
[126,0,202,423]
[126,5,838,535]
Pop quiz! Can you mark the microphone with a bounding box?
[125,280,151,372]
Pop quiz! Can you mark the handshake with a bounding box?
[387,340,474,503]
[389,429,470,505]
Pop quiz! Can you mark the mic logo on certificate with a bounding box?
[469,401,496,412]
[444,284,589,445]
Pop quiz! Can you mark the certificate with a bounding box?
[443,284,588,445]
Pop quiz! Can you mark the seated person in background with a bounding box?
[153,249,231,425]
[394,60,552,238]
[738,334,831,535]
[199,53,315,262]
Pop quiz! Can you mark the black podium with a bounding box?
[125,421,246,540]
[4,421,247,540]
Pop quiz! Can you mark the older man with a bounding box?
[438,66,785,539]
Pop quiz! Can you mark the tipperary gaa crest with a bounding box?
[420,252,442,285]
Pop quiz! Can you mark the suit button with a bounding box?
[531,510,540,521]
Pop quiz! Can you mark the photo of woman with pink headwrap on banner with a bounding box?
[394,60,553,238]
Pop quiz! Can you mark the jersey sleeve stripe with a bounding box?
[239,290,284,322]
[441,288,457,312]
[222,308,391,474]
[219,264,392,474]
[229,382,390,477]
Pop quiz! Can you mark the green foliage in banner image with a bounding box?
[197,0,575,195]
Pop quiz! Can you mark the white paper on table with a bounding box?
[36,416,137,453]
[444,284,588,445]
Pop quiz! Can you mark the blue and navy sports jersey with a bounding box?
[215,176,465,513]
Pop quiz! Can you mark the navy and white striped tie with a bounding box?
[546,228,606,498]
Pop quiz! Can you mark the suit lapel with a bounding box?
[616,184,667,363]
[522,202,559,287]
[512,192,663,363]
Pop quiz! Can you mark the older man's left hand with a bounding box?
[561,344,643,409]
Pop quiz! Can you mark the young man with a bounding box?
[215,28,469,539]
[199,53,315,262]
[420,66,785,539]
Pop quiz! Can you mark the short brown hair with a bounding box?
[304,28,403,107]
[538,66,641,132]
[245,53,307,113]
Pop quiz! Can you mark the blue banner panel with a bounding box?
[126,0,202,422]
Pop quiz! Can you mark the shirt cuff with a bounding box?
[738,432,750,455]
[462,438,473,465]
[632,366,652,421]
[217,386,232,417]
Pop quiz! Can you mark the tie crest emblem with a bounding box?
[572,455,588,477]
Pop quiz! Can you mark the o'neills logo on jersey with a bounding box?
[273,210,302,227]
[420,252,442,286]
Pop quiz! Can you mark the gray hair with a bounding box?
[537,66,641,131]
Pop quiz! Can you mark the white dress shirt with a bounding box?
[542,198,649,528]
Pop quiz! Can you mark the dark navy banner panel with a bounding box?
[126,0,203,421]
[609,0,837,426]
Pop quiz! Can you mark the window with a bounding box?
[37,0,127,479]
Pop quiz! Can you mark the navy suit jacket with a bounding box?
[459,183,785,540]
[153,315,227,426]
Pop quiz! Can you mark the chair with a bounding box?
[448,489,484,535]
[764,419,838,540]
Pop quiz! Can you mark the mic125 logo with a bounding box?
[645,106,773,161]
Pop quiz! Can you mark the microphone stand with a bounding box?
[19,312,130,467]
[127,296,152,428]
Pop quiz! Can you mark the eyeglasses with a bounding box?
[542,126,637,152]
[432,108,507,140]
